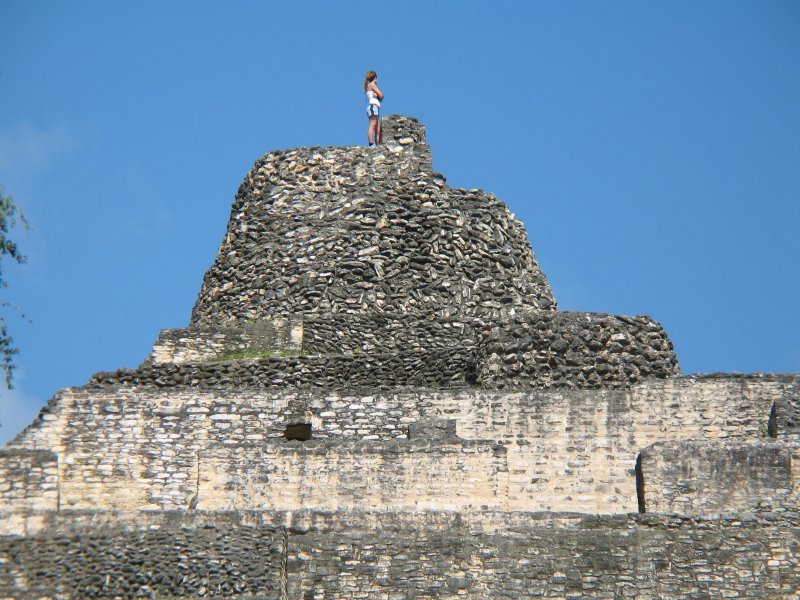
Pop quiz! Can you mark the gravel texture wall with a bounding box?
[149,314,476,364]
[285,510,800,599]
[141,113,681,390]
[90,350,475,390]
[638,440,799,515]
[145,310,678,390]
[478,310,679,388]
[301,312,477,355]
[0,511,284,598]
[1,509,799,599]
[768,374,800,439]
[190,115,555,325]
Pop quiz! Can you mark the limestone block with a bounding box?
[638,440,797,515]
[197,440,508,512]
[148,318,302,364]
[4,376,794,515]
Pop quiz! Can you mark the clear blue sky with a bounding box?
[1,1,798,443]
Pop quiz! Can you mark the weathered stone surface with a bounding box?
[0,512,284,598]
[1,114,798,598]
[478,310,679,388]
[768,374,800,439]
[1,510,799,599]
[638,440,799,515]
[91,349,475,390]
[191,115,556,325]
[0,450,58,512]
[149,314,475,364]
[200,439,508,512]
[7,375,796,514]
[136,114,681,390]
[148,318,303,364]
[144,309,679,390]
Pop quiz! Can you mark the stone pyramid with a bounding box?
[0,115,798,598]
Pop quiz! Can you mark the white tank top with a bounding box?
[366,89,381,107]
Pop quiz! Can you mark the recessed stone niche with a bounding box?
[284,423,312,441]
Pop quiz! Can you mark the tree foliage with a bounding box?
[0,187,27,388]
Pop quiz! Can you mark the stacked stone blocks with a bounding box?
[1,115,798,598]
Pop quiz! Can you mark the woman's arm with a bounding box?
[369,82,384,100]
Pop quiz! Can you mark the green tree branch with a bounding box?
[0,187,28,388]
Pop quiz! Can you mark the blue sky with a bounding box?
[0,1,798,442]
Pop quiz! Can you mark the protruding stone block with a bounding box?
[637,440,797,515]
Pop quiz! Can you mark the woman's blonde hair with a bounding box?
[363,70,377,91]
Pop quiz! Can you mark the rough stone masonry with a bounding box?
[0,115,798,598]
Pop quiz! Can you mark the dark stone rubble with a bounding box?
[191,115,556,325]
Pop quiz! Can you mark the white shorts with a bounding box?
[367,104,380,117]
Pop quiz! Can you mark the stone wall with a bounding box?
[301,312,477,354]
[148,319,303,364]
[136,113,683,390]
[769,374,800,439]
[1,509,799,598]
[8,375,794,514]
[91,350,475,390]
[0,511,284,598]
[149,314,477,365]
[143,309,678,391]
[0,450,58,512]
[199,439,507,512]
[478,310,679,388]
[286,510,800,599]
[1,111,798,598]
[638,440,798,515]
[191,114,555,326]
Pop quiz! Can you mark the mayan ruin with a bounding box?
[0,115,798,598]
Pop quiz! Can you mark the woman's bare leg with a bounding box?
[367,116,378,145]
[376,116,382,144]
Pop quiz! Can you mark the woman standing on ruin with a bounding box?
[364,70,384,147]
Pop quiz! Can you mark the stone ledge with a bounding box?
[0,449,56,463]
[148,313,478,365]
[637,440,799,515]
[2,509,799,599]
[147,319,303,365]
[91,349,476,390]
[199,440,508,512]
[4,507,800,536]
